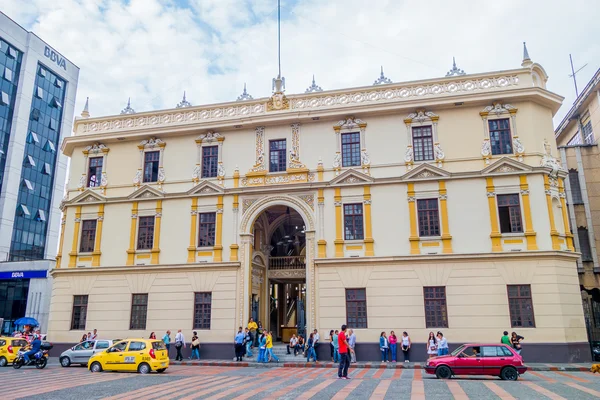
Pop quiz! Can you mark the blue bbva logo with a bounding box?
[44,46,67,71]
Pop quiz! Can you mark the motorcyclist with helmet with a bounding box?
[22,334,41,364]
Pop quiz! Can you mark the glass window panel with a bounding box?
[341,132,361,167]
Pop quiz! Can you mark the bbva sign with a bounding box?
[44,46,67,71]
[11,272,24,278]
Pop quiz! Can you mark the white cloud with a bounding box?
[1,0,598,126]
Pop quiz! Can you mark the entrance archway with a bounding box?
[240,195,315,341]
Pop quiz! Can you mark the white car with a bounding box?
[60,340,114,367]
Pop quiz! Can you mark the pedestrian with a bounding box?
[313,329,320,361]
[379,332,389,362]
[248,318,258,348]
[175,329,186,361]
[266,331,279,362]
[234,327,245,361]
[297,335,305,356]
[163,330,171,355]
[306,333,317,362]
[257,332,267,363]
[348,329,357,363]
[333,330,340,362]
[401,331,412,362]
[389,330,398,362]
[337,325,350,379]
[501,331,511,345]
[256,321,263,347]
[149,332,156,339]
[287,334,298,355]
[329,330,335,361]
[80,333,87,343]
[511,332,524,355]
[90,329,98,340]
[191,331,200,360]
[87,331,92,341]
[426,331,437,359]
[244,328,253,357]
[436,331,448,356]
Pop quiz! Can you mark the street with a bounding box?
[2,364,600,399]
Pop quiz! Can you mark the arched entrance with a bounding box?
[240,195,315,341]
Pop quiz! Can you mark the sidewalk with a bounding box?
[172,359,595,372]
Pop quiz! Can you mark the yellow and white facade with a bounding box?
[48,49,590,362]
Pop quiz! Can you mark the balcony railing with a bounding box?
[269,256,306,270]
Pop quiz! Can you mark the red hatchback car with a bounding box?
[424,344,527,380]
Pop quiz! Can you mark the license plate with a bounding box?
[161,362,166,366]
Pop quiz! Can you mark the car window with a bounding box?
[109,341,128,352]
[13,340,28,347]
[74,341,93,351]
[152,341,167,350]
[499,346,514,357]
[451,345,465,356]
[95,341,110,349]
[128,341,146,351]
[482,346,499,357]
[0,339,5,347]
[460,346,480,357]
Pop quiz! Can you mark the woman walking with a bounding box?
[329,330,335,361]
[401,331,412,362]
[190,331,200,360]
[266,331,279,363]
[511,332,524,355]
[379,332,389,362]
[389,331,398,362]
[426,331,437,359]
[257,332,267,363]
[306,333,317,362]
[248,318,257,349]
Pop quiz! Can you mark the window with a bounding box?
[109,342,127,353]
[194,292,212,329]
[129,294,148,330]
[345,289,367,328]
[568,170,583,204]
[128,341,146,351]
[341,132,361,167]
[583,120,594,144]
[507,285,535,327]
[70,295,88,330]
[412,126,434,161]
[423,286,448,328]
[95,341,110,349]
[0,91,8,105]
[497,194,523,233]
[201,146,219,178]
[143,151,160,182]
[87,157,103,187]
[198,212,216,247]
[578,227,593,261]
[489,119,513,155]
[343,203,364,240]
[3,67,12,82]
[30,108,40,121]
[269,139,287,172]
[79,220,97,253]
[417,199,440,237]
[137,216,155,250]
[482,346,513,357]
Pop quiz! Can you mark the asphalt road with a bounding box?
[1,363,600,399]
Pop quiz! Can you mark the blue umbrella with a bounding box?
[14,317,39,327]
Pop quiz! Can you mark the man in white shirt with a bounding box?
[90,329,98,340]
[348,329,357,363]
[313,329,320,361]
[287,334,298,355]
[175,330,186,361]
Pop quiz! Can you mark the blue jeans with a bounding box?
[306,347,316,362]
[23,350,36,363]
[266,348,279,362]
[257,348,266,362]
[333,348,340,363]
[390,344,397,361]
[190,348,200,359]
[438,348,448,356]
[381,348,388,361]
[246,342,253,357]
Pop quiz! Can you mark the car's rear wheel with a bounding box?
[138,363,151,374]
[0,356,7,367]
[435,365,452,379]
[60,356,71,367]
[156,368,166,373]
[500,366,518,381]
[90,362,102,373]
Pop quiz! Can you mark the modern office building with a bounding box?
[0,12,79,334]
[49,44,589,362]
[555,68,600,357]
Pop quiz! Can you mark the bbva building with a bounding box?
[48,47,589,362]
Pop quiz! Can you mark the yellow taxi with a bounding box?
[0,337,29,367]
[88,339,169,374]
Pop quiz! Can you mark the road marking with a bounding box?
[446,381,469,400]
[390,368,403,380]
[522,382,567,400]
[295,376,339,399]
[553,371,590,383]
[9,372,129,398]
[370,380,391,399]
[267,378,312,398]
[410,380,425,400]
[371,367,386,379]
[176,376,249,400]
[204,377,273,400]
[529,371,556,383]
[483,382,516,399]
[330,378,362,400]
[353,368,371,379]
[104,376,200,400]
[564,381,600,397]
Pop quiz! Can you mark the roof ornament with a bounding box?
[445,57,466,77]
[120,98,135,115]
[237,83,254,101]
[80,97,90,118]
[373,66,392,85]
[305,75,323,93]
[176,91,192,108]
[521,42,533,67]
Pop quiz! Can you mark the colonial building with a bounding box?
[48,45,589,362]
[555,67,600,356]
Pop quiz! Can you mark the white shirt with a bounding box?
[290,337,298,346]
[90,333,98,340]
[175,332,185,344]
[314,333,320,343]
[402,336,410,347]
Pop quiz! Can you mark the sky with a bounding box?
[1,0,599,126]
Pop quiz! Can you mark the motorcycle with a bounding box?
[13,342,52,369]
